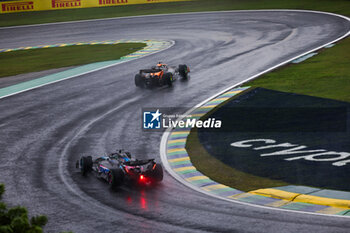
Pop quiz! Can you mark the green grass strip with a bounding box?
[247,37,350,103]
[0,43,146,78]
[0,0,349,27]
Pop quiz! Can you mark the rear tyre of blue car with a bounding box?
[151,164,163,182]
[109,168,124,188]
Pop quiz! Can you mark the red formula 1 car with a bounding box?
[135,62,190,88]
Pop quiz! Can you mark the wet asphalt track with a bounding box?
[0,11,350,233]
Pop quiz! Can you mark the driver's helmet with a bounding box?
[157,62,167,69]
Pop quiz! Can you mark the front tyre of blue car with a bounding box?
[80,156,93,176]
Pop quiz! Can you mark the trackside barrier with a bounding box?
[0,0,190,14]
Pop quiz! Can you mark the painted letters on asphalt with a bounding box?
[230,139,350,167]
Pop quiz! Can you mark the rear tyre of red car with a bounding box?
[164,73,173,87]
[80,156,93,176]
[109,168,124,188]
[151,164,163,182]
[135,74,143,87]
[178,64,189,79]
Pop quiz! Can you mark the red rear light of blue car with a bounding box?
[140,175,145,181]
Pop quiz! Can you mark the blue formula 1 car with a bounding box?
[76,150,163,188]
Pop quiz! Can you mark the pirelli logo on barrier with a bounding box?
[0,0,190,13]
[1,1,34,13]
[99,0,128,5]
[52,0,81,8]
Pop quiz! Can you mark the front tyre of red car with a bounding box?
[178,64,189,80]
[108,168,124,188]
